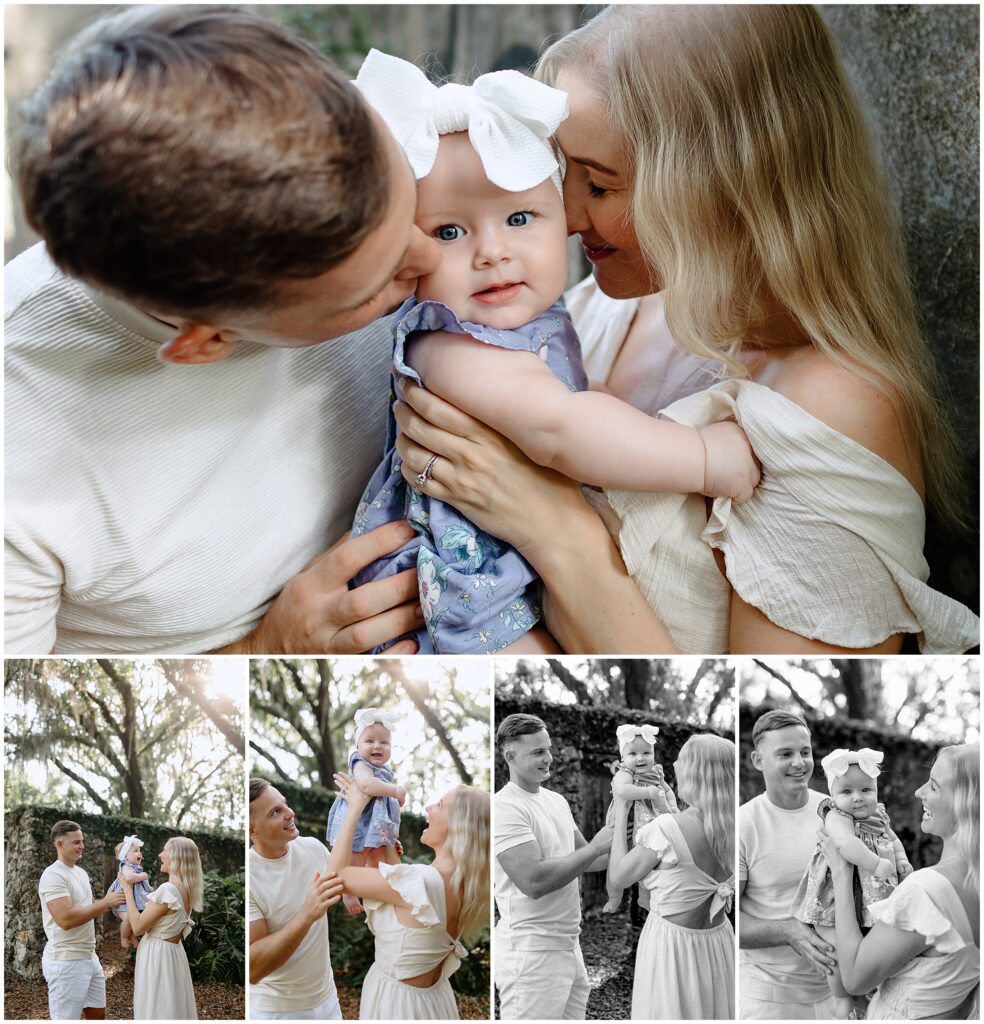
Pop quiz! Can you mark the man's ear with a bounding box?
[750,748,763,772]
[158,323,237,364]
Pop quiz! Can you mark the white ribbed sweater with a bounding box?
[5,243,392,653]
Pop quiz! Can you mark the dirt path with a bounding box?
[4,933,244,1020]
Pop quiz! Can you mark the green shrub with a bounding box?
[185,870,245,985]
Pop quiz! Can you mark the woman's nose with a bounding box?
[562,172,591,236]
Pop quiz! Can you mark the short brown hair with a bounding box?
[752,709,809,748]
[51,820,82,842]
[496,713,548,749]
[249,777,271,804]
[13,5,390,320]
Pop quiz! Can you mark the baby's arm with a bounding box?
[825,811,894,878]
[121,864,149,884]
[352,760,407,805]
[612,769,664,803]
[409,332,759,501]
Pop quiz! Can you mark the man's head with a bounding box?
[750,709,814,807]
[248,778,298,854]
[13,6,439,353]
[496,713,552,792]
[51,820,84,865]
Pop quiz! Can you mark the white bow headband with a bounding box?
[119,834,143,861]
[355,48,569,195]
[354,707,400,745]
[617,723,659,754]
[821,748,884,782]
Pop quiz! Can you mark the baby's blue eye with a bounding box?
[435,224,463,242]
[507,211,533,227]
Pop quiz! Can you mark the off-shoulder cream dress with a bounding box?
[865,869,979,1019]
[568,277,980,653]
[132,881,197,1020]
[360,862,467,1020]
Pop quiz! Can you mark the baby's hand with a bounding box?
[698,421,760,503]
[873,857,895,881]
[652,765,665,784]
[395,785,407,807]
[898,860,914,880]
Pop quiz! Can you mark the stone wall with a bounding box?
[494,695,729,907]
[5,804,243,979]
[738,703,944,871]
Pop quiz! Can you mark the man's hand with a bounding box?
[103,889,127,910]
[224,522,424,654]
[588,822,616,853]
[300,871,344,924]
[782,918,836,975]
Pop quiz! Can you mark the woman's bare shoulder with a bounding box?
[755,347,924,497]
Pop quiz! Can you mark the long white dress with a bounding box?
[632,815,735,1021]
[567,275,980,654]
[360,862,466,1020]
[865,869,979,1019]
[132,881,197,1020]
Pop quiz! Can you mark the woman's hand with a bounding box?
[394,382,594,563]
[117,869,134,890]
[818,829,852,884]
[333,771,371,813]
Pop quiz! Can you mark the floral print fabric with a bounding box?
[351,298,587,653]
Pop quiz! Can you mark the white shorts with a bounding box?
[250,988,342,1020]
[42,950,106,1019]
[496,942,590,1020]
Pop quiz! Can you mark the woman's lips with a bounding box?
[473,282,522,305]
[583,242,615,262]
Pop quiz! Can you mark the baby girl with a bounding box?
[791,747,913,1017]
[604,723,678,912]
[326,707,406,914]
[351,49,759,655]
[107,834,152,948]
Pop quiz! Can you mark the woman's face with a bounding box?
[421,789,458,849]
[915,755,958,838]
[554,69,659,299]
[673,753,692,804]
[160,841,171,873]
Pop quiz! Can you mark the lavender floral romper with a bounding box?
[351,298,587,653]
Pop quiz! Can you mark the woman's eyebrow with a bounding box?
[569,154,620,176]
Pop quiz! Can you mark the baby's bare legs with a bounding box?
[118,912,136,949]
[501,626,561,654]
[343,850,368,915]
[815,925,855,1018]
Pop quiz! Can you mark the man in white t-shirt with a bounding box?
[494,713,614,1020]
[248,778,345,1020]
[37,819,126,1020]
[738,709,839,1020]
[6,6,441,654]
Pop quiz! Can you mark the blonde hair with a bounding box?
[446,786,491,941]
[937,744,979,893]
[166,837,204,913]
[538,4,963,523]
[675,734,735,872]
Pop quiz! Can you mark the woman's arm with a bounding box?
[607,799,661,890]
[352,760,406,803]
[118,874,170,936]
[410,331,757,500]
[820,834,925,994]
[394,385,680,653]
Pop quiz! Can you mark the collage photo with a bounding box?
[2,3,980,1023]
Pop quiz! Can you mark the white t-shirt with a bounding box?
[738,787,830,1000]
[248,836,336,1013]
[494,782,581,951]
[5,242,392,653]
[38,860,96,960]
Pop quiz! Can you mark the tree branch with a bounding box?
[752,659,812,714]
[545,658,591,704]
[51,756,112,814]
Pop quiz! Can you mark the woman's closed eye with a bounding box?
[586,180,613,198]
